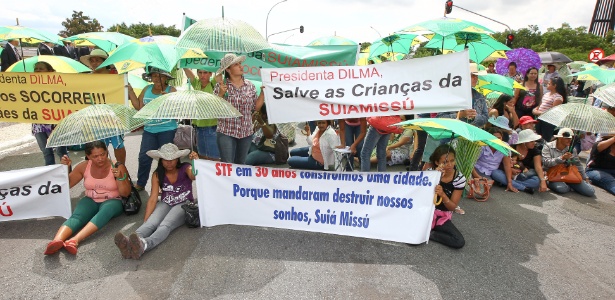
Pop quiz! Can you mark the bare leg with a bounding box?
[52,225,73,241]
[114,148,127,165]
[68,222,99,244]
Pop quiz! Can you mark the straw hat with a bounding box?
[488,116,511,131]
[80,49,108,69]
[553,128,574,139]
[146,143,190,160]
[216,53,246,76]
[515,129,542,144]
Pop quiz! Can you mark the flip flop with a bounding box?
[44,240,64,255]
[454,206,466,215]
[64,239,78,255]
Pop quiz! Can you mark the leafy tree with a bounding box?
[107,22,181,39]
[359,42,371,52]
[60,11,103,36]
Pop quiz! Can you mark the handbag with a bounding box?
[181,202,200,228]
[115,163,142,215]
[173,124,196,150]
[547,163,582,184]
[466,177,494,202]
[366,116,404,135]
[273,132,289,164]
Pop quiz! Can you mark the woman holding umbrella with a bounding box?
[214,53,264,164]
[129,67,177,191]
[44,141,131,255]
[533,77,567,142]
[542,128,595,196]
[586,135,615,195]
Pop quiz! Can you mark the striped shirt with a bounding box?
[214,79,257,138]
[537,92,563,113]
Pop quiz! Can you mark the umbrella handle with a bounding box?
[433,194,442,205]
[191,159,198,176]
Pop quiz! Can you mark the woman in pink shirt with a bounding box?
[44,141,131,255]
[533,77,567,142]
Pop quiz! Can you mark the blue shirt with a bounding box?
[143,85,178,133]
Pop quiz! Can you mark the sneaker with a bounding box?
[128,233,145,259]
[523,187,535,195]
[114,232,132,259]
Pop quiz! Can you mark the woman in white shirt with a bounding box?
[287,120,340,170]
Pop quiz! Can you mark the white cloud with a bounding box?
[1,0,595,45]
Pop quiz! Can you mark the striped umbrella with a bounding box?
[6,55,90,73]
[133,90,241,120]
[538,103,615,134]
[592,82,615,107]
[177,17,270,53]
[47,104,144,147]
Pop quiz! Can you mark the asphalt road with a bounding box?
[0,129,614,299]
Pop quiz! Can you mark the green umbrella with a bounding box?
[485,91,503,107]
[128,74,151,97]
[567,61,588,71]
[395,118,517,156]
[398,18,494,39]
[368,33,422,60]
[99,35,206,73]
[308,36,357,46]
[477,73,526,95]
[177,17,270,53]
[65,32,134,53]
[592,82,615,107]
[0,26,62,44]
[5,55,90,73]
[47,104,144,147]
[538,103,615,134]
[574,67,615,84]
[133,90,242,120]
[424,33,509,63]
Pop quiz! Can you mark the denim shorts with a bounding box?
[103,135,124,149]
[196,126,220,159]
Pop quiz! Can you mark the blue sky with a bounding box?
[2,0,596,46]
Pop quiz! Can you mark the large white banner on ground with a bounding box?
[0,164,71,222]
[195,160,441,244]
[261,51,472,123]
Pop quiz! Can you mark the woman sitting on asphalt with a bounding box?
[586,135,615,195]
[114,144,197,259]
[44,141,131,255]
[492,129,548,194]
[489,94,519,129]
[245,104,286,166]
[287,120,340,170]
[428,144,465,249]
[542,128,595,197]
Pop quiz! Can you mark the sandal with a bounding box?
[134,185,145,192]
[64,239,79,255]
[114,232,132,259]
[44,240,64,255]
[454,206,466,215]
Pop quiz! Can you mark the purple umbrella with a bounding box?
[495,48,542,77]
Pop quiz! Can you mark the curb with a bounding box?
[0,136,36,160]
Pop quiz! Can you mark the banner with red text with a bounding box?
[261,51,472,123]
[0,165,71,222]
[0,73,127,124]
[195,160,440,244]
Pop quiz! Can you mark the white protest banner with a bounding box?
[0,164,71,222]
[261,51,472,124]
[195,160,440,244]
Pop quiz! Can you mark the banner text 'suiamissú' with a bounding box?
[196,160,440,244]
[0,73,126,124]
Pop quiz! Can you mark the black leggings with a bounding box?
[430,220,465,249]
[409,130,427,171]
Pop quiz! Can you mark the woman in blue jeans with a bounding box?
[586,135,615,195]
[491,129,548,193]
[129,67,177,191]
[360,124,392,172]
[246,105,287,166]
[115,144,198,259]
[337,118,367,170]
[288,120,340,170]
